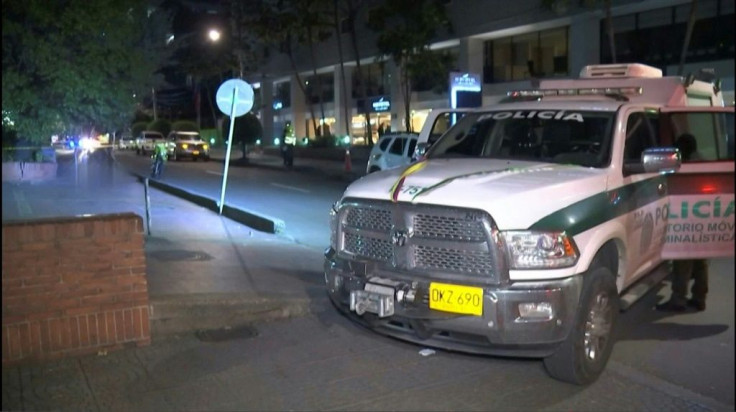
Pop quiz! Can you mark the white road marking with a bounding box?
[270,183,310,193]
[206,171,224,176]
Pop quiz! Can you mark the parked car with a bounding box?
[136,131,165,155]
[117,134,135,150]
[167,131,210,161]
[366,132,419,173]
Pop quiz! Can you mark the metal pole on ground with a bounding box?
[144,178,151,236]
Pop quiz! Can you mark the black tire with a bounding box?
[543,265,619,385]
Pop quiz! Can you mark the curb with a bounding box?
[149,294,313,337]
[132,173,285,234]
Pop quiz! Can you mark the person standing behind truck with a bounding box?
[656,133,708,312]
[281,122,295,169]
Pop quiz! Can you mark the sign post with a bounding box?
[215,78,254,215]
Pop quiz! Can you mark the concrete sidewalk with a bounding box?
[1,160,325,337]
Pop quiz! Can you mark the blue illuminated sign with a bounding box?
[449,72,482,109]
[371,96,391,112]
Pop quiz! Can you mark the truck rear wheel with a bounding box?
[544,265,619,385]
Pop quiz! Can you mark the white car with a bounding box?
[366,132,418,173]
[167,131,210,161]
[136,131,164,155]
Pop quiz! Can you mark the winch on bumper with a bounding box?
[325,248,582,358]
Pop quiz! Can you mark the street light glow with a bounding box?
[208,29,220,42]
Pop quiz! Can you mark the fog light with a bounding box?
[518,302,553,320]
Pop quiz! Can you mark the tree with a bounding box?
[2,0,173,144]
[222,113,263,159]
[367,0,452,132]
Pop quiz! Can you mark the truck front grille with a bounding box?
[338,199,505,283]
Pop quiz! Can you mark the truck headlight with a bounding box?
[329,201,340,249]
[502,231,578,269]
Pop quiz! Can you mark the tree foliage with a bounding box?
[367,0,452,132]
[2,0,174,144]
[221,113,263,159]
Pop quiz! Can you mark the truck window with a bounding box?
[624,111,659,163]
[426,110,615,168]
[389,137,407,155]
[666,112,735,161]
[428,112,467,144]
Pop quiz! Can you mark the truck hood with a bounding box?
[343,158,609,230]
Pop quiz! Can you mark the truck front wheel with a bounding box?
[544,265,619,385]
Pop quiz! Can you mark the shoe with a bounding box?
[687,299,706,311]
[655,300,688,312]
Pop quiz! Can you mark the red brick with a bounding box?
[2,279,23,289]
[141,307,150,338]
[111,311,123,342]
[124,309,134,340]
[116,275,147,286]
[5,301,48,317]
[48,318,60,352]
[131,266,147,275]
[81,294,116,306]
[117,291,149,303]
[30,321,42,356]
[46,298,80,311]
[59,317,71,350]
[88,314,99,346]
[2,314,28,324]
[22,274,61,287]
[3,284,54,297]
[132,308,142,339]
[107,312,117,344]
[69,317,80,349]
[21,241,55,251]
[61,271,95,284]
[2,267,37,279]
[39,319,51,353]
[133,283,149,292]
[64,305,100,317]
[112,257,146,269]
[26,310,63,322]
[19,323,30,358]
[84,262,114,272]
[97,312,108,345]
[2,326,9,360]
[8,324,21,359]
[79,315,89,347]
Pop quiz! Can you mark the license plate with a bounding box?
[429,282,483,316]
[192,150,199,155]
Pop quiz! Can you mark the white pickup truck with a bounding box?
[324,63,734,384]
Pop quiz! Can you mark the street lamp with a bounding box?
[208,29,220,42]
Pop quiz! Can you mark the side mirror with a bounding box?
[412,142,429,162]
[642,147,681,174]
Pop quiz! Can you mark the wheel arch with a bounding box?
[574,223,627,292]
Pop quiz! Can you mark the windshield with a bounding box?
[174,133,202,141]
[427,110,615,168]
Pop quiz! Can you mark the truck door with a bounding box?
[620,109,670,284]
[659,107,735,259]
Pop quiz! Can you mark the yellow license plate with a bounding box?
[429,282,483,316]
[192,150,200,155]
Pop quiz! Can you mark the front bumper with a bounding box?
[325,248,582,358]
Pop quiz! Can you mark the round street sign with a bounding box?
[216,79,254,117]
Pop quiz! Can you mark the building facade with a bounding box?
[247,0,735,144]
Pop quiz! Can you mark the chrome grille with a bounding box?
[338,199,504,283]
[415,245,494,275]
[344,233,392,261]
[413,214,486,242]
[346,207,392,231]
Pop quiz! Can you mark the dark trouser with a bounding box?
[670,259,708,305]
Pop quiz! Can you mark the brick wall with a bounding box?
[2,213,150,364]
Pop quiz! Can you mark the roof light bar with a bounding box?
[507,87,643,98]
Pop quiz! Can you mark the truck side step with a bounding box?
[619,263,671,311]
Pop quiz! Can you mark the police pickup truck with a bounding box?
[324,63,734,384]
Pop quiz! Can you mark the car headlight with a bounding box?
[370,153,382,161]
[203,144,209,150]
[181,143,189,149]
[502,231,578,269]
[329,201,340,249]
